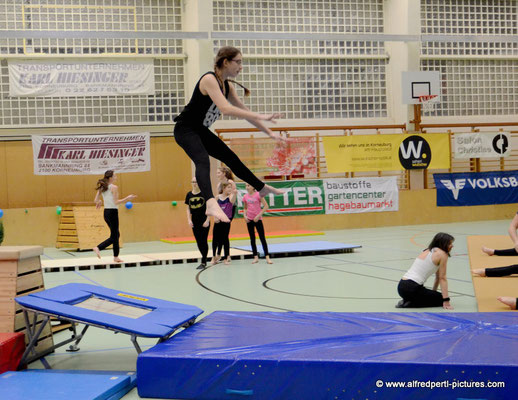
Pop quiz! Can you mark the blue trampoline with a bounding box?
[137,311,518,400]
[15,283,203,368]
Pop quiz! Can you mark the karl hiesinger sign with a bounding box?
[32,133,150,175]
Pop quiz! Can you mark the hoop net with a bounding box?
[419,95,439,112]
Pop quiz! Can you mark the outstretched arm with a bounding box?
[201,75,282,134]
[112,185,137,205]
[436,253,452,310]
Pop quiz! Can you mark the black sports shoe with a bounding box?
[196,263,206,270]
[395,299,412,308]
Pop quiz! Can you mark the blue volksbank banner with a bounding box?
[434,170,518,207]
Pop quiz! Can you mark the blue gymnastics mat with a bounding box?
[0,370,136,400]
[232,240,361,257]
[137,311,518,400]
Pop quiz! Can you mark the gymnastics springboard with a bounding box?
[137,311,518,400]
[467,235,518,311]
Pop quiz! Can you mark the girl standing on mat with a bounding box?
[211,182,237,265]
[93,170,136,263]
[185,177,210,270]
[173,46,284,224]
[396,232,455,310]
[243,183,272,264]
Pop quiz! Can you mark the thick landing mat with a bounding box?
[0,370,136,400]
[467,235,518,312]
[232,240,361,257]
[137,311,518,400]
[161,229,324,244]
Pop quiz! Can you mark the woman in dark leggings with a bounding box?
[93,170,136,263]
[243,183,272,264]
[185,177,210,270]
[173,46,284,224]
[396,232,455,309]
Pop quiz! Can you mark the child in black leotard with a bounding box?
[185,177,210,270]
[173,46,284,224]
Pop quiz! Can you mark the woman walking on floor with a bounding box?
[93,170,136,263]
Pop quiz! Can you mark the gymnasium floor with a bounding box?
[34,219,509,399]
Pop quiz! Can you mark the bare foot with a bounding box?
[113,257,123,263]
[93,247,101,259]
[497,296,517,310]
[224,257,231,265]
[211,255,221,266]
[259,184,284,197]
[481,246,495,256]
[265,255,273,264]
[251,256,259,264]
[206,198,230,223]
[472,268,486,277]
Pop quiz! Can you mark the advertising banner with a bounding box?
[453,132,511,159]
[9,59,155,97]
[32,133,150,175]
[434,170,518,206]
[323,134,450,172]
[234,177,399,217]
[228,137,317,176]
[324,176,399,214]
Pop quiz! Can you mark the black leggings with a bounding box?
[97,208,120,257]
[397,279,443,308]
[212,221,231,259]
[192,223,210,265]
[494,248,518,256]
[484,264,518,277]
[174,122,264,200]
[246,220,269,257]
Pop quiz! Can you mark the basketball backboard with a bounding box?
[401,71,440,104]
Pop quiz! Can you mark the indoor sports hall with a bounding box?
[0,1,517,400]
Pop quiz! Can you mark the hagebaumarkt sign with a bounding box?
[235,177,399,217]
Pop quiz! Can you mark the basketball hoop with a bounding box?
[418,95,439,113]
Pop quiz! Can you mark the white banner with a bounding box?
[32,133,151,175]
[453,132,511,159]
[9,59,155,97]
[324,176,399,214]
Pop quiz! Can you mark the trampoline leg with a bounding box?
[67,323,89,352]
[131,334,142,354]
[18,312,50,368]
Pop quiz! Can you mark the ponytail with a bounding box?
[95,170,114,192]
[228,79,251,97]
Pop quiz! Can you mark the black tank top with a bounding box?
[174,71,230,128]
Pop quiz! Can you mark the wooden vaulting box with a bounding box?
[0,246,54,354]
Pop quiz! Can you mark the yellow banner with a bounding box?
[323,134,450,172]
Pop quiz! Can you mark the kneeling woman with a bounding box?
[397,232,455,310]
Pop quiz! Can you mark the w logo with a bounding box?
[400,141,423,159]
[440,179,466,200]
[398,136,431,169]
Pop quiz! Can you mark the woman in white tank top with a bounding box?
[93,170,137,263]
[396,232,455,309]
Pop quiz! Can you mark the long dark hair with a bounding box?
[95,170,114,192]
[214,46,250,97]
[427,232,454,256]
